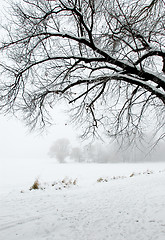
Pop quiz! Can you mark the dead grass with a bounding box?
[29,179,40,191]
[97,169,160,183]
[97,177,108,183]
[29,177,77,191]
[52,177,77,190]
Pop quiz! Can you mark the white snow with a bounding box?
[0,159,165,240]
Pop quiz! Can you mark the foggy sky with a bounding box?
[0,1,164,162]
[0,114,78,160]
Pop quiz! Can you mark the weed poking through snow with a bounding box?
[97,169,164,183]
[29,179,40,191]
[28,177,77,192]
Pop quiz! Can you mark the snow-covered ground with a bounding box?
[0,160,165,240]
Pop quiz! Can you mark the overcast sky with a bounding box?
[0,112,79,160]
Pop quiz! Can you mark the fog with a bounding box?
[0,113,78,160]
[48,137,165,163]
[0,0,164,163]
[0,112,164,163]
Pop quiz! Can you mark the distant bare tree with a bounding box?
[48,138,70,163]
[85,142,111,163]
[0,0,165,144]
[70,147,83,162]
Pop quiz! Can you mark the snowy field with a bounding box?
[0,159,165,240]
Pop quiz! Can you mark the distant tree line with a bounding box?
[48,138,165,163]
[48,138,115,163]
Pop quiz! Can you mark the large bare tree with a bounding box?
[48,138,70,163]
[0,0,165,143]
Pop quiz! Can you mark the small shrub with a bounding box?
[29,177,77,191]
[143,169,153,175]
[73,179,77,185]
[52,177,77,190]
[130,173,134,177]
[29,179,40,191]
[97,177,104,183]
[97,177,108,183]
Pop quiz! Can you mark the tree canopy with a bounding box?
[0,0,165,143]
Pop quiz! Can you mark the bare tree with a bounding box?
[0,0,165,144]
[70,147,83,162]
[48,138,70,163]
[84,143,105,163]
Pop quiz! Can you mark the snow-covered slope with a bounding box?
[0,162,165,240]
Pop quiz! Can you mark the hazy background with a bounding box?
[0,111,78,160]
[0,0,164,163]
[0,110,164,162]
